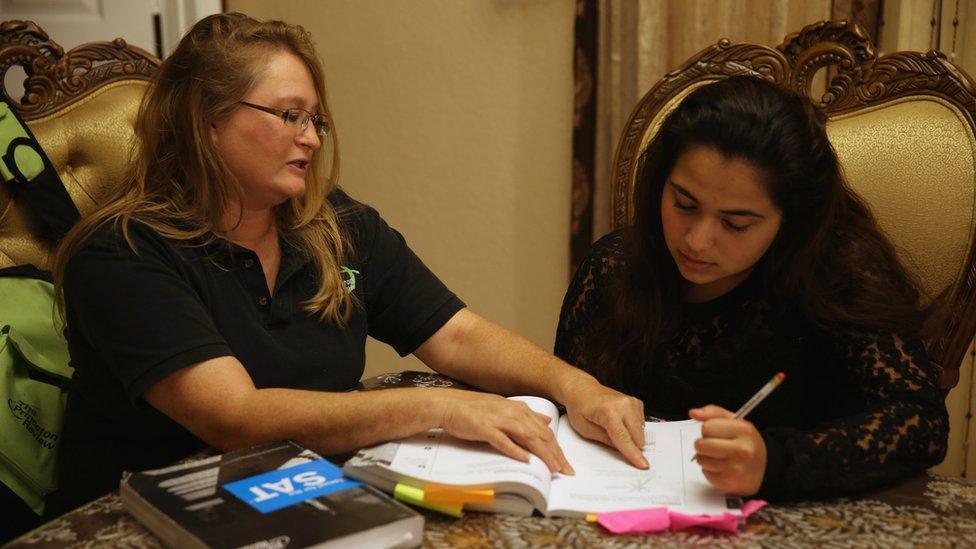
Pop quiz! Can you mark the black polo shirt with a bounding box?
[49,188,465,514]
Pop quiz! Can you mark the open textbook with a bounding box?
[343,396,740,517]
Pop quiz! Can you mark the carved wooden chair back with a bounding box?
[610,20,976,390]
[0,20,159,269]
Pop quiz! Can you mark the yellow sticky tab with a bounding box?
[394,483,463,518]
[586,514,598,522]
[423,484,494,505]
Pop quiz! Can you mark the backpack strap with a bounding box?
[0,101,80,241]
[0,264,52,283]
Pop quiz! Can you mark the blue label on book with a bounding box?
[222,459,362,514]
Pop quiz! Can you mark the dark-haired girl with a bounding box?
[555,76,948,500]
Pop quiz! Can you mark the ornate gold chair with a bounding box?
[610,20,976,393]
[0,21,160,535]
[0,20,159,269]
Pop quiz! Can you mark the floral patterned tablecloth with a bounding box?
[10,371,976,548]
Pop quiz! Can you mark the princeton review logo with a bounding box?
[7,398,59,450]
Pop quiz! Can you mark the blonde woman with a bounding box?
[46,13,645,515]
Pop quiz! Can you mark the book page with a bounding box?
[545,419,735,517]
[381,396,558,508]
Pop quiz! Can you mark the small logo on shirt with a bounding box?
[340,266,359,292]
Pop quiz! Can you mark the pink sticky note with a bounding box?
[669,511,740,532]
[670,500,767,533]
[596,507,670,534]
[740,499,768,516]
[595,500,768,535]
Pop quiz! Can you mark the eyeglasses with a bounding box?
[238,101,332,136]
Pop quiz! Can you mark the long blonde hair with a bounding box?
[54,12,354,325]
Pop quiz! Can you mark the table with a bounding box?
[9,371,976,548]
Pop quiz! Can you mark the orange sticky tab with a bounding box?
[394,483,463,517]
[422,484,495,505]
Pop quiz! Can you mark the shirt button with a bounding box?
[243,258,255,268]
[258,296,268,306]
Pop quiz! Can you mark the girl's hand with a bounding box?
[435,388,574,474]
[689,405,766,495]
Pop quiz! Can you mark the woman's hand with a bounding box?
[689,405,766,495]
[434,388,574,475]
[413,310,642,471]
[560,376,648,469]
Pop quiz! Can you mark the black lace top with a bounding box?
[555,232,949,501]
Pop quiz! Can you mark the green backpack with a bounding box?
[0,268,71,515]
[0,99,78,515]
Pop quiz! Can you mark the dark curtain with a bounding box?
[570,0,598,277]
[832,0,885,44]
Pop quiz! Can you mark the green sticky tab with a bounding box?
[394,483,463,518]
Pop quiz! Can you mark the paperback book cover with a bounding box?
[120,440,423,548]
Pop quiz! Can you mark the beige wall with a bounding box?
[227,0,575,377]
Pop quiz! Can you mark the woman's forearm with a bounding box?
[203,386,450,454]
[414,309,648,468]
[416,308,600,405]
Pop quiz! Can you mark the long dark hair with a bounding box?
[583,76,933,389]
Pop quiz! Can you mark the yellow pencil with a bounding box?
[690,372,785,462]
